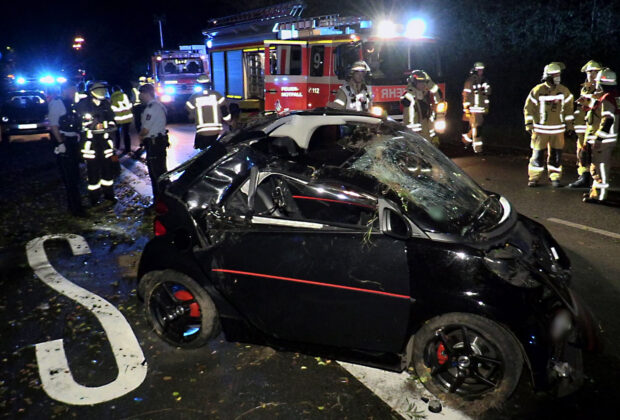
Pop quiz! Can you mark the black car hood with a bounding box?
[2,104,47,122]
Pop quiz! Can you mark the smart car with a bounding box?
[0,90,49,142]
[137,109,599,406]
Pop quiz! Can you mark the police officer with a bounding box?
[77,81,117,205]
[523,63,574,187]
[48,84,85,216]
[401,70,442,145]
[138,83,169,200]
[584,68,618,204]
[462,62,491,153]
[332,61,373,112]
[186,74,230,150]
[110,85,134,154]
[568,60,602,188]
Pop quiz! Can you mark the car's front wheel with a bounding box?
[412,312,523,407]
[143,270,220,348]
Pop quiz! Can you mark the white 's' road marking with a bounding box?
[547,218,620,240]
[26,234,147,405]
[337,362,471,420]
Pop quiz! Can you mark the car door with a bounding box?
[208,172,412,353]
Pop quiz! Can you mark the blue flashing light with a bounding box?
[193,85,203,93]
[206,40,213,49]
[360,20,372,29]
[40,75,55,84]
[164,86,176,94]
[56,77,67,84]
[16,77,26,85]
[405,18,427,38]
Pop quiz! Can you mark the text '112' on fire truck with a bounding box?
[202,1,447,133]
[151,46,210,115]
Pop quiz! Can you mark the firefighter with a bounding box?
[185,74,230,150]
[138,83,169,201]
[462,62,491,153]
[131,76,148,132]
[401,70,442,145]
[568,60,602,188]
[584,68,618,204]
[110,85,134,154]
[332,61,373,112]
[523,63,574,187]
[77,81,117,205]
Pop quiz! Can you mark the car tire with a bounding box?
[412,312,523,407]
[143,270,220,348]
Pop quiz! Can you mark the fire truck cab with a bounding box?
[203,1,445,130]
[151,46,210,115]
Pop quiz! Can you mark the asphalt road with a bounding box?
[1,125,619,419]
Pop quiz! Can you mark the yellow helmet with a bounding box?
[88,81,109,99]
[581,60,602,72]
[473,62,485,70]
[596,68,617,86]
[542,62,564,79]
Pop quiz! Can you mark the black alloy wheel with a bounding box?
[143,270,220,348]
[412,313,523,405]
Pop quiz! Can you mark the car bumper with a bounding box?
[3,122,50,135]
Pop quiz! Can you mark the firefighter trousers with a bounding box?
[588,140,616,201]
[82,134,115,204]
[576,133,592,176]
[144,134,169,199]
[57,135,83,215]
[528,132,565,182]
[462,112,485,153]
[115,123,132,153]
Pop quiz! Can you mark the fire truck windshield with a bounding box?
[362,41,440,85]
[159,59,204,75]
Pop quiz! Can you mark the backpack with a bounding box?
[58,99,82,133]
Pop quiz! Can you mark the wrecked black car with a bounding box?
[137,109,599,406]
[0,90,49,142]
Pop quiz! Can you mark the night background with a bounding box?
[1,0,619,127]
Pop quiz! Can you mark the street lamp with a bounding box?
[73,36,84,50]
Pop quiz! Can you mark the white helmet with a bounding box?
[542,62,564,79]
[350,60,370,74]
[596,68,617,86]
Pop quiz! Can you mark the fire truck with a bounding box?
[203,1,446,131]
[150,46,210,115]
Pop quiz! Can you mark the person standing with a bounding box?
[131,76,148,133]
[584,68,618,204]
[568,60,602,188]
[401,70,442,146]
[48,84,85,216]
[110,85,134,155]
[332,61,373,112]
[523,63,574,187]
[462,62,491,153]
[185,74,230,150]
[77,81,117,205]
[138,83,169,200]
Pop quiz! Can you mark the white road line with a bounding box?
[547,218,620,240]
[26,234,147,405]
[337,362,471,419]
[119,165,152,198]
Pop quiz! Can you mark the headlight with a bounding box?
[193,85,204,93]
[550,309,573,340]
[434,120,446,132]
[370,106,384,117]
[164,86,176,95]
[436,101,448,113]
[1,116,9,122]
[161,94,173,103]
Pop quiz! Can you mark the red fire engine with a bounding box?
[150,46,210,114]
[203,1,446,130]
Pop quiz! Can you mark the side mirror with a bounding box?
[378,199,410,240]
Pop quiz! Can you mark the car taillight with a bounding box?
[154,219,167,236]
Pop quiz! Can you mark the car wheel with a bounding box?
[412,312,523,406]
[143,270,220,348]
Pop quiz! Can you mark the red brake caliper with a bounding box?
[173,290,201,318]
[436,342,448,365]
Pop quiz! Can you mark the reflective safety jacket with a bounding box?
[110,91,134,124]
[76,97,116,160]
[401,86,435,132]
[462,74,491,114]
[585,92,619,145]
[573,83,597,135]
[185,90,230,136]
[333,81,373,112]
[131,87,141,106]
[524,82,574,134]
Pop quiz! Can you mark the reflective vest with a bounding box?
[462,74,491,114]
[401,87,433,132]
[585,92,619,145]
[110,91,134,124]
[185,90,230,136]
[574,83,597,135]
[524,82,574,134]
[333,82,373,112]
[131,87,141,106]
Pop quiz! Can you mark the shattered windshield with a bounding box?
[345,123,502,235]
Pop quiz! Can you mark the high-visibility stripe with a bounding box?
[100,179,113,187]
[535,128,565,134]
[547,165,562,172]
[217,96,226,104]
[334,99,345,106]
[186,101,196,110]
[462,134,472,143]
[565,115,575,121]
[534,123,565,129]
[527,94,539,105]
[463,89,472,93]
[88,182,101,190]
[602,111,615,118]
[528,165,545,172]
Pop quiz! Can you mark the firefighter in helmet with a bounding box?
[110,85,134,154]
[76,81,117,205]
[523,62,574,187]
[462,61,491,153]
[568,60,602,188]
[401,70,442,145]
[583,68,618,204]
[332,61,373,112]
[185,74,230,150]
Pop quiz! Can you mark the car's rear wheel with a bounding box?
[412,313,523,406]
[143,270,220,348]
